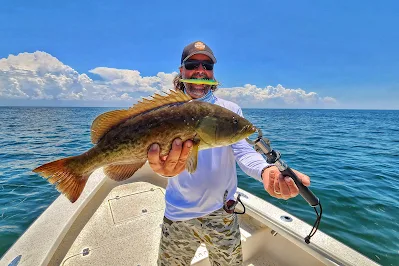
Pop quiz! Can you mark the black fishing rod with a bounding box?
[246,128,322,244]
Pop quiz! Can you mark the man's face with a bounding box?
[180,54,214,99]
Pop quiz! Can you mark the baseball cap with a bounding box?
[181,41,217,64]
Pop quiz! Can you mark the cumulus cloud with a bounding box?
[0,51,176,104]
[88,67,175,94]
[215,84,337,108]
[0,51,337,107]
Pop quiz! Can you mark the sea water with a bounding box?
[0,107,398,265]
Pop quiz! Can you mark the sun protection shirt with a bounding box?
[164,90,271,221]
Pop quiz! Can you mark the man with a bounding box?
[147,41,311,265]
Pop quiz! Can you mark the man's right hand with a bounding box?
[147,138,193,177]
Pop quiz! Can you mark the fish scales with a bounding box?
[92,101,206,164]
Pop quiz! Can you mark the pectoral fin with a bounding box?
[104,160,146,181]
[185,140,200,173]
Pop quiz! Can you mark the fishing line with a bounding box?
[0,184,57,222]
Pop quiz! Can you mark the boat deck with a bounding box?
[1,165,379,266]
[60,181,323,266]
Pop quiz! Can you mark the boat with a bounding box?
[1,162,379,266]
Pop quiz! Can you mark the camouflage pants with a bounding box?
[157,208,243,266]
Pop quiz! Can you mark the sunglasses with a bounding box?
[183,60,214,71]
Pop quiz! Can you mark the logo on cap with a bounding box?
[194,42,206,50]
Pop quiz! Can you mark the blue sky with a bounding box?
[0,0,398,109]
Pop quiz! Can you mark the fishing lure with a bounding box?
[180,79,219,85]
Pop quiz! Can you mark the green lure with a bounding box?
[179,79,219,85]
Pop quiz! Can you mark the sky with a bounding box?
[0,0,398,109]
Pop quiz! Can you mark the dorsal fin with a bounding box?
[90,90,192,144]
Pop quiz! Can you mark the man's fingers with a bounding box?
[147,144,162,171]
[265,169,280,198]
[263,167,311,200]
[164,138,183,171]
[279,177,291,200]
[174,140,193,172]
[292,169,311,186]
[286,177,299,197]
[274,174,281,195]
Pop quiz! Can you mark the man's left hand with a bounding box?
[262,166,311,200]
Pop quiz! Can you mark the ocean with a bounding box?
[0,107,398,265]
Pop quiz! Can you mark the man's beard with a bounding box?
[184,73,213,99]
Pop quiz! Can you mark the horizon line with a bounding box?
[0,105,398,111]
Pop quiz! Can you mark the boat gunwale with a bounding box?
[0,164,379,266]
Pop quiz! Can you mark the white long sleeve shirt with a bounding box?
[164,92,270,221]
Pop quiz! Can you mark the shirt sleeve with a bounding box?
[231,107,272,182]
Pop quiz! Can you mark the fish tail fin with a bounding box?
[33,156,90,203]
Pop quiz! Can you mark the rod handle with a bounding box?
[280,167,319,207]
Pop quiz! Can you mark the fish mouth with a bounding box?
[232,125,257,142]
[243,124,257,135]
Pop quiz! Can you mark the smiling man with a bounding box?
[148,41,311,265]
[177,41,217,99]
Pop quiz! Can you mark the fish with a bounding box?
[33,89,256,203]
[179,79,219,85]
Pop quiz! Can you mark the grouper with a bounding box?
[33,89,256,203]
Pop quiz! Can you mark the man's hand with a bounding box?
[147,138,193,177]
[262,166,311,200]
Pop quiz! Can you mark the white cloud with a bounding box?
[0,51,177,103]
[215,84,337,108]
[88,67,175,94]
[323,96,338,104]
[0,51,338,108]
